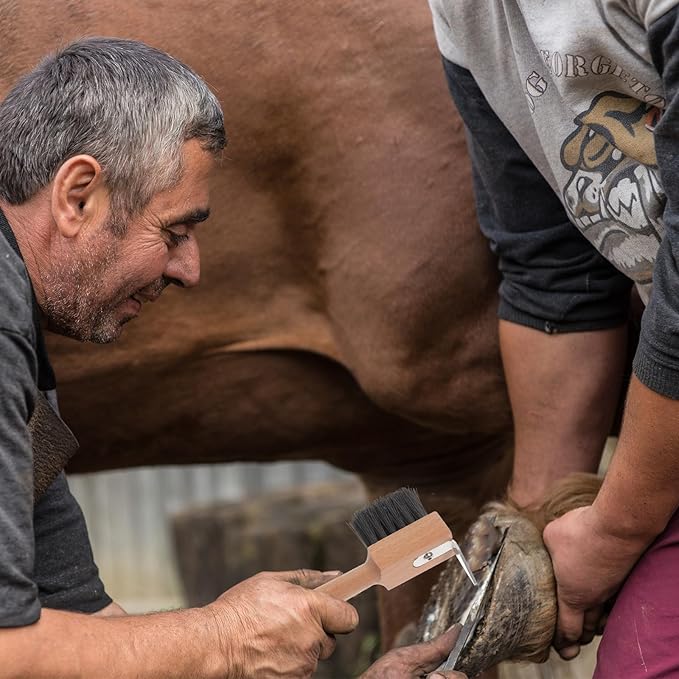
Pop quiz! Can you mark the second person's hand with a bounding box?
[359,624,468,679]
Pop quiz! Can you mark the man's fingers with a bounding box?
[314,592,360,634]
[556,644,581,661]
[553,593,584,660]
[580,606,605,645]
[357,626,466,679]
[596,610,610,636]
[318,633,337,661]
[262,569,358,634]
[383,624,463,674]
[408,625,462,669]
[267,569,342,589]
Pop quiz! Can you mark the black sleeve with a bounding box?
[442,57,633,334]
[0,326,40,628]
[32,472,112,614]
[636,6,679,398]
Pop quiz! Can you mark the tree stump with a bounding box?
[172,479,379,678]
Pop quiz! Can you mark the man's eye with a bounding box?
[166,230,190,247]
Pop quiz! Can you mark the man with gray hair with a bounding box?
[0,37,467,678]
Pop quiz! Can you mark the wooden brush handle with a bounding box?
[316,559,381,601]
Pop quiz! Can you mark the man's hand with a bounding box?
[207,569,358,678]
[543,378,679,662]
[359,625,467,679]
[543,505,648,660]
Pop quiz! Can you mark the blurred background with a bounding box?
[69,461,351,612]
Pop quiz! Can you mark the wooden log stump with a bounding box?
[172,479,379,678]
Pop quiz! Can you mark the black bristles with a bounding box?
[349,487,427,547]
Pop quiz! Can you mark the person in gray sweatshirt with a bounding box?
[428,1,679,676]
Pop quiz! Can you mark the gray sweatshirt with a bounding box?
[429,0,679,399]
[0,213,110,626]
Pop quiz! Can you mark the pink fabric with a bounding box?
[594,510,679,678]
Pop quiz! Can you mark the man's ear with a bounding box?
[50,155,107,238]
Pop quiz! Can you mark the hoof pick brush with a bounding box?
[317,487,477,601]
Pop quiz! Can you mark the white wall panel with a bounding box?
[68,462,352,612]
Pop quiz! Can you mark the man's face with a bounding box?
[43,140,215,343]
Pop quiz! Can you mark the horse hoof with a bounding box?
[417,473,602,677]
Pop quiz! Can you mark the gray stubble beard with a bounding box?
[41,234,126,344]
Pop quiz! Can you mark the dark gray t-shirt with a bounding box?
[0,214,111,627]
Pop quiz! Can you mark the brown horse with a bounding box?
[0,0,513,646]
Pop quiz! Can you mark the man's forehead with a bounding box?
[152,143,215,222]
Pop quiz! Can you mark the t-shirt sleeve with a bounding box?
[441,57,633,333]
[636,6,679,398]
[0,239,110,624]
[632,0,679,28]
[32,472,112,613]
[0,325,40,627]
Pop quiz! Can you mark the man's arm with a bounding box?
[544,3,679,657]
[544,377,679,658]
[500,322,627,507]
[594,379,679,546]
[0,570,358,679]
[2,607,224,679]
[441,58,633,507]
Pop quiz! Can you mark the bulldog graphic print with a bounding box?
[560,92,665,287]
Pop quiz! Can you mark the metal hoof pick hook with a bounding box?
[451,540,478,586]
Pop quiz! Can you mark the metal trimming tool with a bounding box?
[436,530,507,672]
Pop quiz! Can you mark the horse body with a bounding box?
[0,0,513,643]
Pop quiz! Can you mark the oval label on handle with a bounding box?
[413,540,454,568]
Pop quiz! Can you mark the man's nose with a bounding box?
[165,237,200,288]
